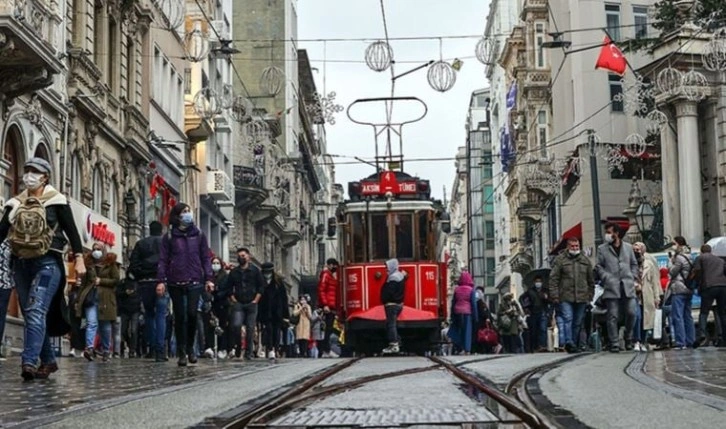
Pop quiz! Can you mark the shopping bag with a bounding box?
[653,309,663,340]
[547,314,559,351]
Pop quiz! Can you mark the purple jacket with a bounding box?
[157,225,213,285]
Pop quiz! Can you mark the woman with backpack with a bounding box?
[0,158,85,381]
[156,203,215,367]
[667,236,696,349]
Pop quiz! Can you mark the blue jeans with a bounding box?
[140,281,169,354]
[632,304,642,343]
[0,288,12,348]
[671,294,695,347]
[84,304,99,349]
[99,320,113,353]
[558,302,587,348]
[13,255,62,367]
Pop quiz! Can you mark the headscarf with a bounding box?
[458,271,474,287]
[386,258,404,282]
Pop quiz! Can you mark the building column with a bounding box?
[676,100,703,247]
[661,107,680,239]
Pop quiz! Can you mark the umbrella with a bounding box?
[706,236,726,257]
[523,268,551,289]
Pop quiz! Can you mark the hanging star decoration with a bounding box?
[306,92,345,125]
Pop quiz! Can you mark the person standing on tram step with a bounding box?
[0,157,86,381]
[228,247,264,360]
[381,258,407,354]
[317,257,339,358]
[129,220,169,362]
[157,203,215,367]
[258,262,290,361]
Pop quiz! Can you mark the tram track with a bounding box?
[195,355,580,428]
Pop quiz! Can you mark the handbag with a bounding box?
[547,313,559,352]
[653,308,663,340]
[477,321,499,346]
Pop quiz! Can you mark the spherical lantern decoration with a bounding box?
[230,95,253,123]
[184,25,210,63]
[475,37,491,64]
[656,67,683,97]
[703,28,726,72]
[260,66,285,96]
[219,84,235,109]
[624,133,647,158]
[364,40,394,72]
[158,0,185,31]
[192,87,222,120]
[427,60,456,92]
[681,70,708,102]
[244,120,269,145]
[645,109,668,136]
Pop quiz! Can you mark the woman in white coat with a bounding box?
[634,242,662,351]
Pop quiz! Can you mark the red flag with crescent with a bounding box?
[595,36,627,75]
[380,171,398,194]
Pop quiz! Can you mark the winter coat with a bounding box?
[549,252,595,303]
[309,309,325,341]
[668,247,694,296]
[452,272,475,315]
[293,302,313,340]
[381,259,406,304]
[212,269,230,313]
[228,264,265,304]
[497,294,525,336]
[258,278,290,324]
[596,241,639,299]
[157,225,213,285]
[95,256,120,321]
[116,277,141,315]
[129,235,162,280]
[317,268,338,309]
[641,254,662,331]
[693,252,726,290]
[75,261,98,318]
[519,287,546,314]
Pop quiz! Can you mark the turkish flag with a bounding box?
[595,37,627,75]
[379,171,398,194]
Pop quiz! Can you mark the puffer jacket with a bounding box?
[669,247,694,296]
[548,251,595,303]
[317,268,338,309]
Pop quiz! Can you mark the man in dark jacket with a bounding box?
[116,277,141,357]
[549,237,594,353]
[520,275,548,352]
[693,244,726,347]
[381,258,406,354]
[128,221,168,361]
[227,247,264,359]
[258,262,290,360]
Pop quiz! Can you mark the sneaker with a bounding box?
[68,349,76,358]
[217,350,228,359]
[83,348,95,362]
[382,343,400,354]
[494,344,503,354]
[21,364,36,381]
[269,350,276,360]
[328,351,340,358]
[177,356,188,367]
[204,348,215,359]
[632,342,642,352]
[102,352,110,362]
[35,362,59,379]
[188,353,198,365]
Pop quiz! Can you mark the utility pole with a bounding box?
[588,129,603,248]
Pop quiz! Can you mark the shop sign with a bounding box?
[68,198,124,263]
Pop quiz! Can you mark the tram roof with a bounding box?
[340,200,437,213]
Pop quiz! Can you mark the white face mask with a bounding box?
[604,233,614,244]
[23,172,44,190]
[569,250,581,256]
[534,282,543,289]
[264,273,273,282]
[212,263,221,272]
[92,250,103,260]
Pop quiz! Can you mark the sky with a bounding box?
[298,0,489,201]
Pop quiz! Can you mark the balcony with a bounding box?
[0,0,64,97]
[233,165,267,210]
[509,245,534,275]
[207,169,233,202]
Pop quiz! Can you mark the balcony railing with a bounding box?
[233,165,267,209]
[233,166,264,189]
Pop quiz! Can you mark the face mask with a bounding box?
[92,250,103,260]
[330,266,337,273]
[212,263,221,272]
[475,290,483,301]
[534,282,542,289]
[264,273,272,282]
[605,233,614,244]
[569,250,580,256]
[300,299,307,305]
[238,256,248,265]
[23,172,44,190]
[180,212,193,225]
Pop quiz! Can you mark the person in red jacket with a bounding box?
[317,258,339,358]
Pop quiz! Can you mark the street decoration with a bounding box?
[427,60,456,92]
[192,87,222,120]
[230,95,253,123]
[475,37,491,65]
[703,28,726,72]
[645,109,669,136]
[244,120,269,146]
[681,70,708,101]
[305,91,345,125]
[604,144,628,173]
[219,83,235,109]
[655,67,683,97]
[260,66,285,96]
[624,133,647,157]
[613,75,653,116]
[184,22,210,62]
[158,0,185,31]
[364,40,394,72]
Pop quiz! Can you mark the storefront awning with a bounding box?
[549,223,582,256]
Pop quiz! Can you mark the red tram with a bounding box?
[335,170,450,355]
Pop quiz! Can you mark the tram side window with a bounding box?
[394,213,414,260]
[370,213,390,260]
[351,213,366,262]
[418,211,431,260]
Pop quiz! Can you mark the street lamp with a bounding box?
[636,200,655,239]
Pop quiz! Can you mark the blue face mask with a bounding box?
[180,212,194,225]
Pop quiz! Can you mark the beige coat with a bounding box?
[293,302,312,341]
[641,254,662,331]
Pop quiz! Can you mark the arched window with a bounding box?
[2,126,22,201]
[71,155,82,201]
[108,179,118,222]
[34,142,52,184]
[92,167,103,212]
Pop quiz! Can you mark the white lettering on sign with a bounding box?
[425,271,435,281]
[423,298,438,306]
[361,181,418,195]
[348,273,358,283]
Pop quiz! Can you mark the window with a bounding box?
[486,257,496,286]
[108,17,118,92]
[609,74,624,112]
[92,168,103,212]
[93,2,104,68]
[394,213,414,260]
[484,185,494,214]
[537,111,547,157]
[126,36,135,103]
[184,68,192,94]
[485,220,495,238]
[370,213,390,260]
[483,151,493,179]
[418,211,432,261]
[350,213,366,262]
[108,180,117,222]
[71,155,82,200]
[535,22,546,68]
[475,94,488,108]
[633,6,649,39]
[605,4,621,42]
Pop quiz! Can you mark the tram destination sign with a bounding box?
[361,180,418,195]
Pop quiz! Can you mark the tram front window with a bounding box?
[351,213,366,262]
[394,213,414,260]
[371,213,389,260]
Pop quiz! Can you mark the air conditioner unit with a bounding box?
[207,170,233,201]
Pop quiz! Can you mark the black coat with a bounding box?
[128,235,162,280]
[258,279,290,324]
[380,278,405,304]
[116,277,142,315]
